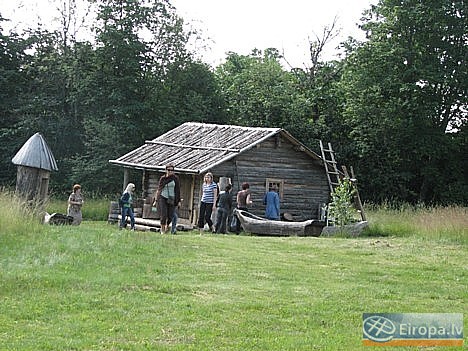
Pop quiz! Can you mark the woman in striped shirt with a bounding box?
[198,172,218,232]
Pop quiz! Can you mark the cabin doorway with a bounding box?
[178,174,193,221]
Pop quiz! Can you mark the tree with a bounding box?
[340,0,467,203]
[215,49,313,138]
[157,60,227,129]
[72,0,196,192]
[0,16,31,186]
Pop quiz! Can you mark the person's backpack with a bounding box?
[118,196,123,208]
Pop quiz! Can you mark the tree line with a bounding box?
[0,0,466,205]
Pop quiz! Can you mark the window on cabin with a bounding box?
[265,178,283,199]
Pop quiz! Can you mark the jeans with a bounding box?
[171,210,178,234]
[215,207,229,233]
[120,206,135,229]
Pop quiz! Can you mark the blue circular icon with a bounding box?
[363,315,396,342]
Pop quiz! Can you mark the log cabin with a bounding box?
[109,122,330,225]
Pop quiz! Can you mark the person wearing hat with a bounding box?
[67,184,84,225]
[120,183,136,230]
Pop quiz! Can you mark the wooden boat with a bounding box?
[234,209,325,237]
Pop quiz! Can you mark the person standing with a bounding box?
[234,182,253,233]
[153,164,180,234]
[67,184,84,225]
[264,184,280,220]
[198,172,218,232]
[215,184,233,234]
[120,183,136,230]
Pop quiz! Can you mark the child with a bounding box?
[215,184,233,234]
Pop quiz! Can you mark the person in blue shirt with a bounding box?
[198,172,218,232]
[264,184,280,220]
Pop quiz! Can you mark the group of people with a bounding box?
[67,164,281,233]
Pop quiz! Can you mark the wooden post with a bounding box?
[190,174,196,225]
[350,166,366,221]
[123,168,129,192]
[218,176,232,191]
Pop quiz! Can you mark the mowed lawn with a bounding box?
[0,222,466,350]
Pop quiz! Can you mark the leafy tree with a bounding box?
[286,18,349,154]
[0,17,31,186]
[215,49,313,139]
[156,60,227,129]
[72,0,196,192]
[340,0,467,204]
[328,179,358,226]
[1,2,96,193]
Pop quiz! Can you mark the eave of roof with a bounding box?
[11,132,58,171]
[109,122,322,173]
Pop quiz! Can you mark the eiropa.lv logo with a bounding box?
[362,313,464,347]
[363,315,396,342]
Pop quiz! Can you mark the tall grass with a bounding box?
[47,196,112,221]
[0,191,466,350]
[364,203,467,244]
[0,189,45,235]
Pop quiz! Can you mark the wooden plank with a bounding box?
[145,140,240,153]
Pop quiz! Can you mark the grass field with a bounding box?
[0,192,466,350]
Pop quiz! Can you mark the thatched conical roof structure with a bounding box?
[12,132,58,171]
[12,132,58,203]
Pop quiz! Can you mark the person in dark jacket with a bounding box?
[153,164,181,234]
[120,183,136,230]
[215,184,233,234]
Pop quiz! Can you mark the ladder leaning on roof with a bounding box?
[319,140,341,194]
[319,140,366,222]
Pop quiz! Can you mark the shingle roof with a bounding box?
[11,132,58,171]
[109,122,321,173]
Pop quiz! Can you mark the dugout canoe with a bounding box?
[234,209,325,237]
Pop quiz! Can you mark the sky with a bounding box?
[2,0,376,68]
[172,0,376,67]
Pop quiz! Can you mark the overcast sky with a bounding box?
[172,0,376,67]
[2,0,376,68]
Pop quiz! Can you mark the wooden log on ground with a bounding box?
[321,221,368,237]
[118,215,193,232]
[108,201,120,223]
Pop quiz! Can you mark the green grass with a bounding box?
[1,192,466,350]
[47,196,112,221]
[364,204,467,244]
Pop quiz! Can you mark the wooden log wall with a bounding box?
[138,134,329,224]
[211,136,329,221]
[142,171,195,222]
[15,165,50,203]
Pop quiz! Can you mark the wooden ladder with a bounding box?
[319,140,341,194]
[319,141,367,222]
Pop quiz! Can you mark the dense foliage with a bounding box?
[0,0,466,204]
